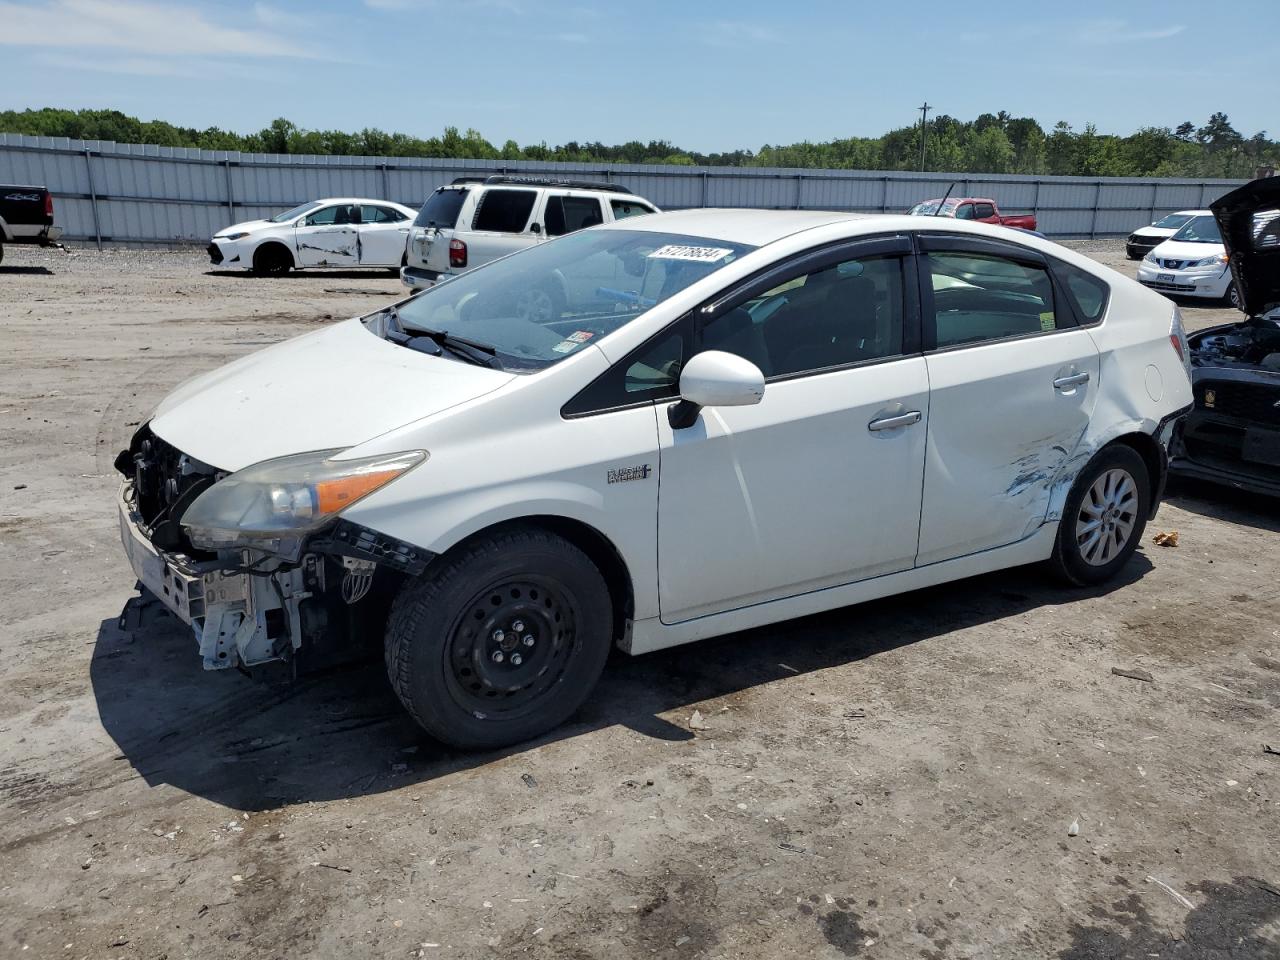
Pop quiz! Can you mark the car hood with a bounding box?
[1211,176,1280,317]
[1149,239,1225,261]
[1133,226,1176,238]
[213,219,274,237]
[149,318,515,472]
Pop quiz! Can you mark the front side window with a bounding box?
[304,204,357,226]
[611,199,656,220]
[545,195,605,236]
[954,203,976,220]
[973,202,996,219]
[387,229,754,372]
[703,255,906,379]
[926,251,1058,348]
[472,189,537,233]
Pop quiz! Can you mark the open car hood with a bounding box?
[1211,176,1280,318]
[149,319,514,472]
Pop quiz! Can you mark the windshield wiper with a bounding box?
[382,309,502,369]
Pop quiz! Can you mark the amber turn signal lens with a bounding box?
[315,469,404,515]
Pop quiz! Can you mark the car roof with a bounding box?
[313,197,415,209]
[596,208,876,246]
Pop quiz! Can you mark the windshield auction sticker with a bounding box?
[647,244,733,263]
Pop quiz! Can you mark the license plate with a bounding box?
[1158,273,1175,283]
[1243,426,1280,467]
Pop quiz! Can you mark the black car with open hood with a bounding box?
[1170,176,1280,495]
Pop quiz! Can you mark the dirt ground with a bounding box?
[1,240,1277,960]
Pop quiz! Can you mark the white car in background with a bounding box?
[1125,209,1200,260]
[119,209,1192,749]
[1137,212,1239,307]
[207,198,417,274]
[402,176,659,293]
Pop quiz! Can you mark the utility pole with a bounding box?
[918,102,932,172]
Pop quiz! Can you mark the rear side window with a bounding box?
[472,189,537,233]
[544,195,605,237]
[925,251,1059,348]
[611,199,655,220]
[362,205,401,224]
[414,189,468,228]
[1055,260,1110,323]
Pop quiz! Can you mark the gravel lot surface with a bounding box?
[1,241,1277,959]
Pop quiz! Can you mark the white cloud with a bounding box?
[702,20,779,48]
[1077,20,1186,44]
[558,31,589,44]
[0,0,319,57]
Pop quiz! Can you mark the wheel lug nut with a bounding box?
[511,653,523,666]
[522,635,535,647]
[511,620,525,633]
[492,651,504,663]
[491,629,505,643]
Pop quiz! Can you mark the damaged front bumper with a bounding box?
[118,483,308,669]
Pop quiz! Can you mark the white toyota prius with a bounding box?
[117,210,1193,748]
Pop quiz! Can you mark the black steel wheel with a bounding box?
[385,527,612,749]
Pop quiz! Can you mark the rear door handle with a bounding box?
[1053,372,1090,390]
[868,410,922,432]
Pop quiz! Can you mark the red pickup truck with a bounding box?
[908,197,1037,232]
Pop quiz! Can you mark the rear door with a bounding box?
[358,204,411,266]
[454,187,539,273]
[915,234,1100,565]
[294,204,360,267]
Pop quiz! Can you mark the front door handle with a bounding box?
[868,410,922,432]
[1053,372,1090,390]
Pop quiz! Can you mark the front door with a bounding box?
[914,236,1100,565]
[295,203,359,267]
[656,240,929,623]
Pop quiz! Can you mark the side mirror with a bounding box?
[669,350,765,429]
[530,223,542,235]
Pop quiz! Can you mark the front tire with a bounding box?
[1048,445,1150,586]
[251,243,293,275]
[385,527,613,749]
[1225,284,1241,309]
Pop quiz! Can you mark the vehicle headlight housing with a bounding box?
[1143,251,1157,263]
[218,231,250,241]
[1192,254,1227,267]
[181,448,426,554]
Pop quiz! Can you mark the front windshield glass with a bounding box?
[389,229,755,371]
[909,199,960,217]
[1152,213,1193,229]
[269,202,323,223]
[1170,215,1222,243]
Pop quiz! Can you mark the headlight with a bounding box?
[217,231,250,241]
[1192,254,1227,267]
[1143,252,1157,263]
[181,448,426,554]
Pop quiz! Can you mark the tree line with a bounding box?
[2,107,1273,179]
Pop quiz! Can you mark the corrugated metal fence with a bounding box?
[0,133,1246,246]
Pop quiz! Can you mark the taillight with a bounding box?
[449,238,467,268]
[44,192,53,217]
[1170,306,1191,380]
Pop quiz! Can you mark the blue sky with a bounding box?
[0,0,1274,151]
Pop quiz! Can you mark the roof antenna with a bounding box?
[933,181,957,216]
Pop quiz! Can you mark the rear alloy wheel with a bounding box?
[1049,445,1150,585]
[1226,284,1241,309]
[384,527,612,749]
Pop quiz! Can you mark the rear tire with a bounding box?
[385,527,613,750]
[251,243,292,275]
[1048,445,1150,586]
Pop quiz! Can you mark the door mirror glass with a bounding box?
[678,350,765,408]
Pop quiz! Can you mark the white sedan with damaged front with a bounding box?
[118,209,1193,749]
[207,198,417,273]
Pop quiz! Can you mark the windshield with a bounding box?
[270,201,323,223]
[1170,215,1222,244]
[909,199,959,217]
[414,188,469,228]
[1152,213,1194,230]
[387,229,755,371]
